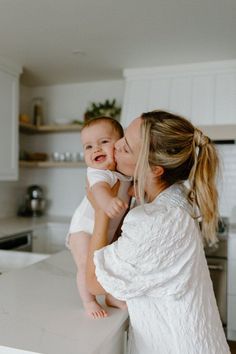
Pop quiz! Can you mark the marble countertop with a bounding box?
[0,250,128,354]
[0,215,70,239]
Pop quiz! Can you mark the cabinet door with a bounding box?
[215,73,236,124]
[0,70,19,180]
[169,76,192,117]
[191,75,215,125]
[121,79,149,127]
[148,78,170,111]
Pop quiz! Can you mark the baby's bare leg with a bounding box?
[105,294,127,310]
[69,232,107,319]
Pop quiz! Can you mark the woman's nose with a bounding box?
[115,138,122,152]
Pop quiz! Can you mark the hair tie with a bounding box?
[193,129,209,147]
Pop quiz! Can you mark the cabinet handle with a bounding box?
[208,264,224,271]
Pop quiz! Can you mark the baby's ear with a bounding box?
[152,165,164,177]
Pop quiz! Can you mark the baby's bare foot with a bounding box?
[84,300,108,319]
[105,294,127,310]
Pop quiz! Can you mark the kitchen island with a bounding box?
[0,250,129,354]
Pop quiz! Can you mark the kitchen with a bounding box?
[0,0,236,353]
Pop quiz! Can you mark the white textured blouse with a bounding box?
[94,184,230,354]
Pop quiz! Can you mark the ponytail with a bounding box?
[189,129,219,245]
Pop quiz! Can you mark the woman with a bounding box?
[86,110,230,353]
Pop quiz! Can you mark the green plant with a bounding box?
[84,99,121,121]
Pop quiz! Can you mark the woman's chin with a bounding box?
[116,164,133,176]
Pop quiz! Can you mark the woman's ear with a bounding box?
[152,165,164,177]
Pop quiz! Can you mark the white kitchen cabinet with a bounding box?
[121,60,236,129]
[0,59,22,180]
[148,78,170,111]
[169,76,192,118]
[191,75,215,125]
[215,73,236,124]
[227,231,236,340]
[122,79,149,127]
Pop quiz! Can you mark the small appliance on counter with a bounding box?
[18,185,47,217]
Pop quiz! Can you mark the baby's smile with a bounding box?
[93,154,107,163]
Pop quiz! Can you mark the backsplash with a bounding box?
[0,181,24,218]
[217,144,236,219]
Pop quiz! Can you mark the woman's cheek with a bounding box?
[117,157,136,176]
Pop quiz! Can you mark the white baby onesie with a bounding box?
[66,167,131,245]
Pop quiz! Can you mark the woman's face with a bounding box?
[114,118,142,176]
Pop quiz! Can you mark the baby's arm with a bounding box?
[91,181,128,218]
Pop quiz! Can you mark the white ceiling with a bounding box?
[0,0,235,87]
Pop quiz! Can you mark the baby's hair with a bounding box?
[82,116,124,138]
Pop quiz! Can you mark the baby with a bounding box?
[67,116,131,319]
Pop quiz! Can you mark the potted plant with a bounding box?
[84,99,121,121]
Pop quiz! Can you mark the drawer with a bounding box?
[228,295,236,331]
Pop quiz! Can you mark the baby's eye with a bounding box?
[101,140,109,144]
[85,145,92,150]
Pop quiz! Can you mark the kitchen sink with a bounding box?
[0,250,49,274]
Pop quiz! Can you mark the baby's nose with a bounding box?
[94,144,102,151]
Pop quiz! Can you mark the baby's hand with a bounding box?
[105,197,128,218]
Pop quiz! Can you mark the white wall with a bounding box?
[1,78,236,220]
[20,80,124,123]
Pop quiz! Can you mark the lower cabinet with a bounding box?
[227,234,236,340]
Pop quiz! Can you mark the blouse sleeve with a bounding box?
[94,204,200,301]
[87,168,118,188]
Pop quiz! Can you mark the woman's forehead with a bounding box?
[124,118,142,151]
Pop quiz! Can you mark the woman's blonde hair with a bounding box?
[135,110,219,245]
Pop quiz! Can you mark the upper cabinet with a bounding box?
[121,60,236,135]
[0,59,22,180]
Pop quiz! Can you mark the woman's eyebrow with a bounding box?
[124,136,133,153]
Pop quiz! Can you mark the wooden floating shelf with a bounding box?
[19,161,86,168]
[19,122,83,134]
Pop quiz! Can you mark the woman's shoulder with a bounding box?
[157,183,192,212]
[124,184,194,230]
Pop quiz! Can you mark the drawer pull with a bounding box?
[208,264,224,271]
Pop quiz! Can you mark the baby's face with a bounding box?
[81,121,120,170]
